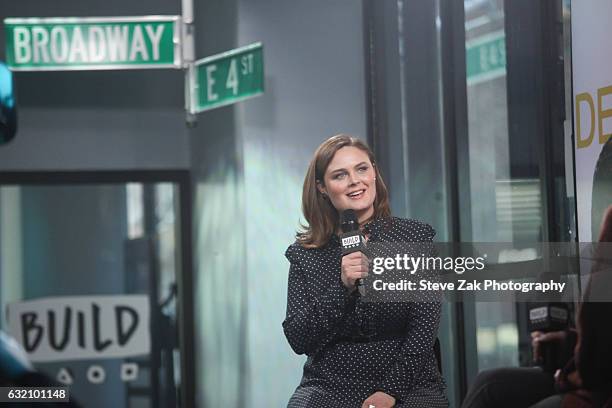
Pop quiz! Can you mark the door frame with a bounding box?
[0,169,195,408]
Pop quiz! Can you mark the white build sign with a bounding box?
[6,295,150,363]
[572,0,612,242]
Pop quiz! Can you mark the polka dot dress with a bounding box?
[282,217,448,408]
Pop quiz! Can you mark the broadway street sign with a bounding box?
[4,16,182,71]
[190,42,264,113]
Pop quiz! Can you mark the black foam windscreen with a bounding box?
[340,209,358,233]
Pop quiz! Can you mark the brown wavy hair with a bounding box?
[296,134,391,248]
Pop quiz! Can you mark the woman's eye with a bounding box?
[333,173,346,180]
[358,166,368,172]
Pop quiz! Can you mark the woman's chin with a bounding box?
[343,203,374,214]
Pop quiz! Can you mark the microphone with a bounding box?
[340,209,367,296]
[527,302,570,372]
[528,303,569,332]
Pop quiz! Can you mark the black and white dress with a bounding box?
[282,217,448,408]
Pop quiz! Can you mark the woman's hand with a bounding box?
[341,251,369,291]
[566,369,582,387]
[362,391,396,408]
[531,330,567,362]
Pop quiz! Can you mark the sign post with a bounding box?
[190,42,264,113]
[181,0,197,126]
[4,16,182,71]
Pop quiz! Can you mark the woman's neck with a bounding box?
[357,213,375,229]
[356,207,374,226]
[335,217,373,236]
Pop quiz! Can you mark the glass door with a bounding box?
[461,0,573,380]
[0,172,192,408]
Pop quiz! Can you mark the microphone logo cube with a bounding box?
[342,235,361,248]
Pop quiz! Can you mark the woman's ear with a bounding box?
[316,180,327,197]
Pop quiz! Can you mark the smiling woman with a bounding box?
[297,135,390,249]
[282,134,448,408]
[317,147,376,223]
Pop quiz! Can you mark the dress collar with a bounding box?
[329,216,391,246]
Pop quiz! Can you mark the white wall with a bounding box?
[237,0,367,406]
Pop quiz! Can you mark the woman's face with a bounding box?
[318,146,377,222]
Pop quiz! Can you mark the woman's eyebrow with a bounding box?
[328,162,368,174]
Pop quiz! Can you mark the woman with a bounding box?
[551,205,612,408]
[282,134,447,408]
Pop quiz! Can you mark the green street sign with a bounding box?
[466,30,506,86]
[191,42,263,113]
[4,16,182,71]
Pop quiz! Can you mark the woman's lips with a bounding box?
[347,189,366,199]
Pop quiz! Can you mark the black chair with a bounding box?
[434,338,443,374]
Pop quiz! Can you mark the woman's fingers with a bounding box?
[532,338,541,361]
[531,330,567,361]
[346,265,369,277]
[343,252,369,265]
[341,252,370,288]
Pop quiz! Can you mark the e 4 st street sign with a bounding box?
[4,16,182,71]
[190,42,264,113]
[466,30,506,86]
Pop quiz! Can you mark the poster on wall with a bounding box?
[572,0,612,242]
[6,295,150,363]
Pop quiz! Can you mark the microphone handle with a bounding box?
[356,278,366,296]
[357,235,367,296]
[340,230,368,296]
